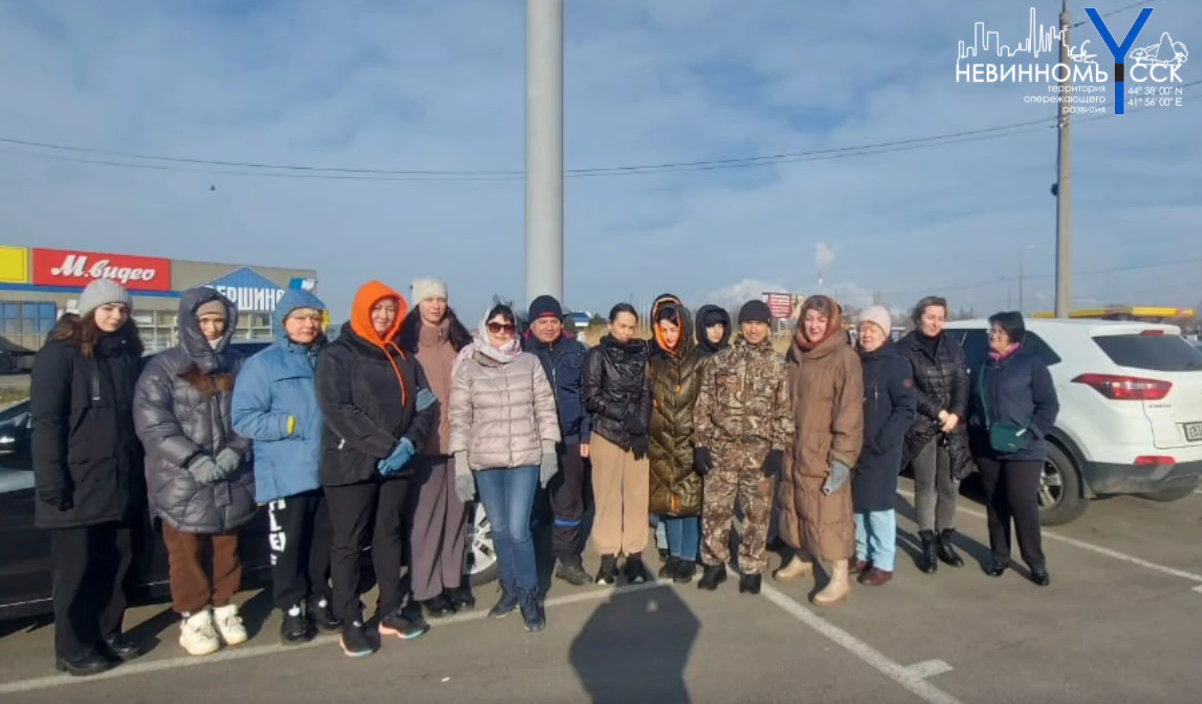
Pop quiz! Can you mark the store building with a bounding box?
[0,245,318,353]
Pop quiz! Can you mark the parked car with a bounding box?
[0,341,503,620]
[944,319,1202,525]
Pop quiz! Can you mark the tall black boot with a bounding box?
[937,529,965,567]
[917,530,938,574]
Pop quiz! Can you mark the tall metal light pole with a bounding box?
[1053,0,1073,318]
[525,0,564,307]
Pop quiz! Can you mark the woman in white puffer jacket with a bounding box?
[449,303,560,633]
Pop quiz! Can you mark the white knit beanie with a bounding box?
[411,278,447,302]
[858,305,892,337]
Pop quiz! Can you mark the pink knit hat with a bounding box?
[858,305,892,337]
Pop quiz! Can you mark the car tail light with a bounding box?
[1140,329,1165,336]
[1134,455,1176,467]
[1071,373,1173,401]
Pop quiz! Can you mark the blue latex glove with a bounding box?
[377,437,416,476]
[415,387,437,412]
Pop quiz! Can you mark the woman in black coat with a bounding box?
[30,280,144,676]
[851,307,916,586]
[967,311,1059,586]
[583,303,653,586]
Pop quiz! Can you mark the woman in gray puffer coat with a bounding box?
[134,288,256,657]
[450,304,560,634]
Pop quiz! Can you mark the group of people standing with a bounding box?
[30,275,1059,677]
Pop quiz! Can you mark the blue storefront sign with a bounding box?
[203,267,287,312]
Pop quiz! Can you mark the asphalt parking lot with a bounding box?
[0,476,1199,704]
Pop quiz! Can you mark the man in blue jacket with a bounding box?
[524,295,593,586]
[231,289,341,644]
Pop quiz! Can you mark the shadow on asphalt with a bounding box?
[125,589,274,657]
[569,585,698,704]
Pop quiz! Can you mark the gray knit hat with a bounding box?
[77,279,132,316]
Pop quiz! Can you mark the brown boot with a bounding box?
[849,558,872,576]
[773,556,814,582]
[858,567,893,586]
[813,560,851,606]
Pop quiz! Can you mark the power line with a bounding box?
[1071,1,1151,29]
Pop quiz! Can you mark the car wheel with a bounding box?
[464,501,500,587]
[1038,444,1088,526]
[1138,480,1199,502]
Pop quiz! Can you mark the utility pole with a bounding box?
[525,0,564,307]
[1054,0,1073,318]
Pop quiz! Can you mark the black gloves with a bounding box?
[631,435,649,461]
[39,485,73,512]
[762,449,784,479]
[623,411,645,437]
[693,446,714,476]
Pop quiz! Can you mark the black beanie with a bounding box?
[738,300,772,325]
[528,295,563,321]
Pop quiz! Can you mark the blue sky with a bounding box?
[0,0,1199,320]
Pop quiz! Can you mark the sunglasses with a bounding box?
[487,322,516,334]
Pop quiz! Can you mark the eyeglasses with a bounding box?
[487,322,516,334]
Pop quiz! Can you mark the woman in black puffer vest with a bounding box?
[31,280,145,676]
[134,288,255,657]
[583,303,653,586]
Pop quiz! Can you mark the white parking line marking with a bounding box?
[897,489,1202,586]
[904,659,954,679]
[759,584,966,704]
[0,581,668,695]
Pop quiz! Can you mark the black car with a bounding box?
[0,341,273,621]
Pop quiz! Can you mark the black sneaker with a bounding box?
[308,597,342,634]
[379,610,430,641]
[555,559,593,587]
[738,573,762,595]
[103,633,141,662]
[697,564,727,591]
[447,585,476,610]
[55,650,115,677]
[623,555,649,585]
[658,556,681,579]
[280,604,311,645]
[488,581,521,619]
[595,555,618,585]
[673,560,698,584]
[421,594,456,619]
[340,621,375,658]
[519,590,546,633]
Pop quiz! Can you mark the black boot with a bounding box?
[103,633,141,662]
[447,584,476,610]
[488,580,521,619]
[519,590,546,632]
[280,604,312,645]
[674,561,697,584]
[937,529,965,567]
[697,564,727,591]
[56,650,115,677]
[739,573,762,595]
[623,554,649,585]
[420,593,456,619]
[658,556,681,579]
[595,555,618,585]
[1029,566,1051,587]
[917,530,938,574]
[984,555,1009,577]
[555,557,592,587]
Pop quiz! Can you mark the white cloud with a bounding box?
[815,242,837,271]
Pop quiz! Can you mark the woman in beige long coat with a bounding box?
[449,304,561,633]
[774,296,864,606]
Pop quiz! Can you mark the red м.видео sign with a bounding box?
[32,248,172,292]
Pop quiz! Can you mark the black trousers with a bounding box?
[976,457,1046,570]
[49,522,135,659]
[267,489,333,612]
[325,476,410,624]
[548,443,589,561]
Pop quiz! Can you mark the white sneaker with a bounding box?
[212,604,248,646]
[179,609,221,656]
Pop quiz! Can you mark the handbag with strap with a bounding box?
[977,364,1028,454]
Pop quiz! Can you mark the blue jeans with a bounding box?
[854,510,896,572]
[474,466,539,592]
[662,516,700,561]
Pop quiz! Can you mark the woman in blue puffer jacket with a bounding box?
[232,289,341,645]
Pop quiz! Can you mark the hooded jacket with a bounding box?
[694,304,732,356]
[648,303,708,517]
[448,311,561,470]
[231,289,327,503]
[523,328,591,445]
[648,293,683,357]
[583,334,652,451]
[315,281,439,487]
[853,340,917,512]
[31,318,144,530]
[134,288,256,534]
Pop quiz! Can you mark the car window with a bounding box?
[959,329,989,367]
[1092,334,1202,372]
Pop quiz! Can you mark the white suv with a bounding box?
[943,318,1202,525]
